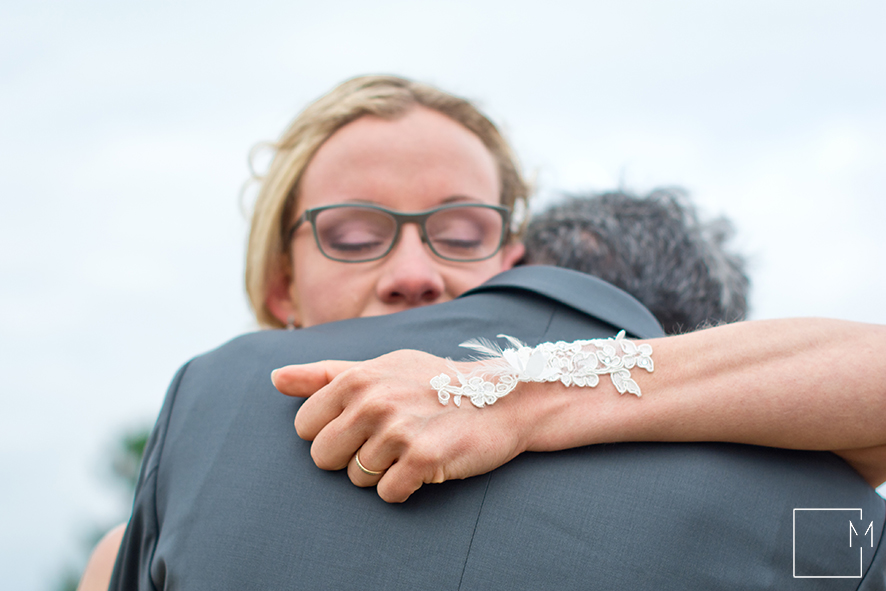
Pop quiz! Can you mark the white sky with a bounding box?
[1,1,884,588]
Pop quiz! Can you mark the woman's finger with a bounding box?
[271,360,356,398]
[347,448,388,488]
[291,362,366,440]
[307,407,374,470]
[375,460,429,503]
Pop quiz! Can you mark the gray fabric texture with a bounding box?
[110,266,885,590]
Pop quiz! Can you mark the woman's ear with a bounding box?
[264,264,300,327]
[500,241,526,271]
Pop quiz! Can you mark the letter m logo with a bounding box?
[850,519,874,548]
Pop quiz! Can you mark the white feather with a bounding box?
[459,337,506,360]
[497,334,528,349]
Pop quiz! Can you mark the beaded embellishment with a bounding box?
[430,331,654,408]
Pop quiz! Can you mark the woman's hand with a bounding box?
[271,350,534,503]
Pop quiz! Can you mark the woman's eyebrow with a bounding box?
[439,195,484,204]
[329,195,486,207]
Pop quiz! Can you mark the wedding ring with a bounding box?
[354,451,385,476]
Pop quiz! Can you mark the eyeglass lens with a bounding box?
[313,206,504,262]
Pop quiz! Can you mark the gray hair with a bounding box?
[523,189,750,334]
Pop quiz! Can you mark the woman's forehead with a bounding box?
[298,107,501,213]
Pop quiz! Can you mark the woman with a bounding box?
[78,74,886,588]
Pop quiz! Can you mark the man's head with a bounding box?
[523,189,749,333]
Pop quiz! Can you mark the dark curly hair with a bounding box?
[523,188,750,334]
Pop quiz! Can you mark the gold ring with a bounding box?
[354,451,385,476]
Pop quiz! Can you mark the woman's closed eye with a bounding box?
[328,239,386,252]
[429,217,488,254]
[432,236,484,251]
[322,224,389,253]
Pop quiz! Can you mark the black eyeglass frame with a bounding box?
[287,202,512,263]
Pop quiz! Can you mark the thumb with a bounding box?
[271,360,357,398]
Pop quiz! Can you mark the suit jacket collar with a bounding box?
[461,266,665,339]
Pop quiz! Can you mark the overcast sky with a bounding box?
[1,1,884,588]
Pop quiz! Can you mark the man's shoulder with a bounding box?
[464,266,664,338]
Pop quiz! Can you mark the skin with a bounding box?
[273,318,886,503]
[266,106,524,328]
[76,523,125,591]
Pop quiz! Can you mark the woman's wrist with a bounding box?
[435,334,660,453]
[506,370,646,452]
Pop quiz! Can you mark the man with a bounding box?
[104,266,884,590]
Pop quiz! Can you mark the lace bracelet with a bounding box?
[430,331,654,408]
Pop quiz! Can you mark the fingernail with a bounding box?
[270,369,279,383]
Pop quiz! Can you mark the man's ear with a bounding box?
[264,264,300,327]
[500,241,526,271]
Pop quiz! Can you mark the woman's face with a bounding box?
[268,106,524,328]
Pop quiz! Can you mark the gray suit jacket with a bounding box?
[111,266,885,590]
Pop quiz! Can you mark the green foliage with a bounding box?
[111,428,150,491]
[55,571,79,591]
[52,424,150,591]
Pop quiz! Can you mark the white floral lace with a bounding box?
[430,331,654,408]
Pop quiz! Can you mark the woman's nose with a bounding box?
[375,225,445,307]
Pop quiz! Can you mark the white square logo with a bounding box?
[793,508,875,578]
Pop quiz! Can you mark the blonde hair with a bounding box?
[245,75,530,328]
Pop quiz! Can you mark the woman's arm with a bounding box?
[522,318,886,481]
[272,318,886,502]
[76,523,125,591]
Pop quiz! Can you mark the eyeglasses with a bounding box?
[287,203,511,263]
